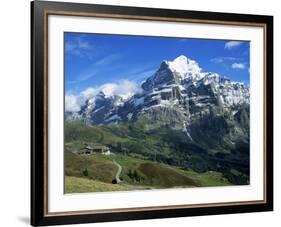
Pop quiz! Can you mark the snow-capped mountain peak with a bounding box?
[141,55,205,91]
[66,55,249,126]
[167,55,202,80]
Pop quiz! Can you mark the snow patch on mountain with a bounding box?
[93,106,104,113]
[182,122,193,141]
[133,97,145,106]
[105,114,121,122]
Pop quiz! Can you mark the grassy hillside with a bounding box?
[65,176,129,193]
[65,151,117,183]
[65,121,249,185]
[64,151,231,193]
[111,154,230,187]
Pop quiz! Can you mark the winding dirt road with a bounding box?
[112,160,122,183]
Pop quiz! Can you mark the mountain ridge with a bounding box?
[66,55,249,128]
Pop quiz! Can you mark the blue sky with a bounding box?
[65,32,250,94]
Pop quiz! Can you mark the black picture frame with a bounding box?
[31,0,273,226]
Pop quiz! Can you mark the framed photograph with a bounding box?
[31,0,273,226]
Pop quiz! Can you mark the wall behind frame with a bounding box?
[0,0,279,226]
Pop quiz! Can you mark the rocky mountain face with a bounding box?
[66,55,249,150]
[66,55,249,130]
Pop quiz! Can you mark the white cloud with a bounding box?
[77,73,96,82]
[70,54,122,84]
[100,80,141,99]
[65,80,141,112]
[80,87,98,100]
[65,37,92,57]
[225,41,243,50]
[94,54,121,67]
[232,63,246,69]
[211,57,237,63]
[65,95,81,112]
